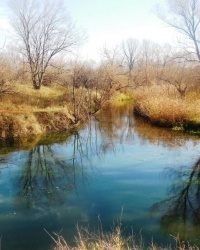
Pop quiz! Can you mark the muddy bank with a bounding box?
[0,110,80,140]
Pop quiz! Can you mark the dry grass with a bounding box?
[46,225,144,250]
[0,82,78,138]
[2,81,200,137]
[0,109,75,138]
[133,85,200,127]
[45,225,200,250]
[14,82,67,98]
[0,82,71,111]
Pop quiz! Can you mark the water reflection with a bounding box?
[17,145,72,208]
[96,104,135,147]
[0,103,200,249]
[97,103,199,149]
[0,132,73,154]
[15,132,94,211]
[151,156,200,241]
[2,104,200,218]
[133,115,199,148]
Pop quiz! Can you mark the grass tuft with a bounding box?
[46,225,200,250]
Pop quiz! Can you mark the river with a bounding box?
[0,103,200,249]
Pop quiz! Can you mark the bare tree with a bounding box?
[158,60,190,98]
[0,50,18,97]
[100,44,122,67]
[137,40,158,85]
[157,0,200,62]
[9,0,84,89]
[121,38,139,79]
[154,43,174,69]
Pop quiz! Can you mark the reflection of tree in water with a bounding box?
[5,104,200,217]
[95,104,135,153]
[0,155,9,172]
[16,105,137,210]
[16,133,88,210]
[151,156,200,239]
[133,115,199,148]
[96,103,199,151]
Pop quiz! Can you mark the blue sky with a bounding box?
[0,0,176,61]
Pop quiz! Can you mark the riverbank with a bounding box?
[0,82,131,140]
[0,83,93,139]
[0,109,78,138]
[133,85,200,135]
[2,82,200,139]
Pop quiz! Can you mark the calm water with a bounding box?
[1,104,200,249]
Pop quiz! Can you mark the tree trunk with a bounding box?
[32,75,41,90]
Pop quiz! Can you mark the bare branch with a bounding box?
[156,0,200,62]
[9,0,85,89]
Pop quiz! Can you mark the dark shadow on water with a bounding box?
[14,131,94,211]
[151,156,200,244]
[17,145,75,209]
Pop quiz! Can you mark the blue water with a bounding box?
[0,104,200,249]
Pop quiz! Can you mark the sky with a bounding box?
[0,0,177,61]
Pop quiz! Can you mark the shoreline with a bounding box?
[134,105,200,135]
[0,109,82,140]
[1,98,200,141]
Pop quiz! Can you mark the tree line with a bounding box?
[0,0,200,101]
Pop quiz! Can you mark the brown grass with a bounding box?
[0,83,78,138]
[0,82,71,111]
[46,225,144,250]
[45,225,199,250]
[2,81,200,137]
[133,85,200,127]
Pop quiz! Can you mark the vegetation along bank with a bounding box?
[2,0,200,139]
